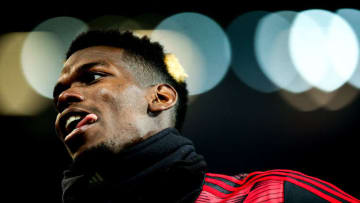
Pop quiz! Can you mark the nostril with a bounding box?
[59,92,84,102]
[57,92,84,112]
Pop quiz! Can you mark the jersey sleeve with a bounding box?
[278,169,359,203]
[196,169,359,203]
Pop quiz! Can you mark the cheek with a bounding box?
[97,86,147,115]
[94,88,121,116]
[99,88,115,102]
[121,86,149,112]
[99,87,125,104]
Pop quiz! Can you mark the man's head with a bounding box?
[53,30,188,159]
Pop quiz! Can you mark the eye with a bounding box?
[93,74,102,80]
[83,72,106,84]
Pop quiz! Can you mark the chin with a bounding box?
[70,141,116,162]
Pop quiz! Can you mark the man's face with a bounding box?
[54,46,149,159]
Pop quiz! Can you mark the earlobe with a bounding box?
[147,84,177,113]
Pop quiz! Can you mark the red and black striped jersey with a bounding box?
[195,169,359,203]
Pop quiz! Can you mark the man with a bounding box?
[53,30,359,202]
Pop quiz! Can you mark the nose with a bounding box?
[56,90,84,113]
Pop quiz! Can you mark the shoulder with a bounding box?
[195,169,359,203]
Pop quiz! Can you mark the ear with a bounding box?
[147,84,177,112]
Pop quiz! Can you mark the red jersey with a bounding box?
[195,169,359,203]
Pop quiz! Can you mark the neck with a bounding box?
[62,128,207,203]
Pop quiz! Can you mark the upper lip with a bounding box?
[57,107,92,140]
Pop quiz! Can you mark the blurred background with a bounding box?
[1,3,360,202]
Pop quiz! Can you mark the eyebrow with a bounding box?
[53,61,108,100]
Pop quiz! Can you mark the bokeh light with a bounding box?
[11,11,360,114]
[324,84,359,111]
[279,87,345,112]
[131,13,165,37]
[227,11,279,93]
[88,14,164,38]
[88,15,155,38]
[289,9,359,92]
[338,8,360,89]
[255,11,312,93]
[151,12,231,95]
[280,84,359,112]
[0,33,51,115]
[88,15,142,31]
[21,17,88,98]
[279,89,323,112]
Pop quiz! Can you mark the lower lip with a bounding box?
[64,122,95,143]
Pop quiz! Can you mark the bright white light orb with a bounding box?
[227,11,279,93]
[337,8,360,89]
[21,17,88,98]
[151,12,231,95]
[255,11,311,93]
[0,33,51,116]
[289,9,359,92]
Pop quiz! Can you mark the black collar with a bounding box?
[62,128,207,203]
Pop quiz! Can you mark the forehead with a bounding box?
[62,46,126,74]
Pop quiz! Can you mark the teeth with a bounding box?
[65,115,82,130]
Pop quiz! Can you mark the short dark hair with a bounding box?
[66,30,188,130]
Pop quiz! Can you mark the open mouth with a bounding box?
[59,109,98,142]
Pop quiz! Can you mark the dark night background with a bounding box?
[1,3,360,202]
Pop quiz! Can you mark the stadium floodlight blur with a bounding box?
[88,15,142,31]
[12,10,360,112]
[338,8,360,90]
[255,11,312,93]
[0,33,50,116]
[289,9,359,92]
[227,11,279,93]
[279,84,359,111]
[151,12,231,95]
[21,16,88,99]
[227,9,360,111]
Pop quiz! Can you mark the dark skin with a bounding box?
[54,46,177,159]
